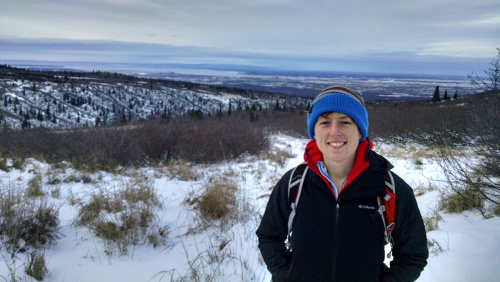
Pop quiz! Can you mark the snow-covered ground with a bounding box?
[1,135,499,281]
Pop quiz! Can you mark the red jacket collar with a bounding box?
[304,138,372,195]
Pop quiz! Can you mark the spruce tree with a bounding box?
[453,90,458,99]
[444,89,449,100]
[432,86,440,102]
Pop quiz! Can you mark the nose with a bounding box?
[329,123,342,136]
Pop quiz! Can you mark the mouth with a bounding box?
[328,141,346,148]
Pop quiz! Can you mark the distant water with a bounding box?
[6,60,476,101]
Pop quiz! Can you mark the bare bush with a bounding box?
[25,251,48,281]
[167,160,197,181]
[367,98,471,144]
[439,184,485,214]
[262,148,295,168]
[0,188,60,253]
[0,112,271,169]
[27,174,44,198]
[12,158,24,170]
[0,184,59,280]
[422,209,442,232]
[0,158,8,172]
[435,93,499,218]
[263,111,308,138]
[427,238,447,256]
[73,174,168,256]
[191,176,238,222]
[187,175,251,230]
[468,48,500,93]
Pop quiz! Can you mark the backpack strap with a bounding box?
[285,162,308,251]
[284,163,397,257]
[377,170,396,258]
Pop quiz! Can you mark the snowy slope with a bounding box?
[0,77,310,130]
[0,135,499,281]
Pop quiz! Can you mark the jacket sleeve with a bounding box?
[382,173,429,282]
[256,170,293,282]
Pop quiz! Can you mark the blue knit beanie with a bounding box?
[307,86,368,141]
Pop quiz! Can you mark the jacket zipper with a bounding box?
[332,202,340,279]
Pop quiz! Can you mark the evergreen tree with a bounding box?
[45,105,51,120]
[37,110,43,121]
[21,118,30,129]
[250,111,255,122]
[453,89,458,99]
[217,103,223,118]
[431,86,440,102]
[444,89,450,100]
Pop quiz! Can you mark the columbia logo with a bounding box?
[359,205,376,210]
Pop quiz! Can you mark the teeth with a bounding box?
[329,142,344,147]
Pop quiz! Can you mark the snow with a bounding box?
[421,213,500,281]
[1,135,499,281]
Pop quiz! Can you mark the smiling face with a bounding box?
[314,112,361,169]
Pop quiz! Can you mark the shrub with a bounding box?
[27,174,44,198]
[167,160,197,181]
[494,204,500,216]
[0,186,60,254]
[0,158,9,172]
[468,48,500,93]
[427,238,447,256]
[439,186,485,214]
[196,177,238,222]
[263,148,295,167]
[413,158,423,166]
[422,209,442,232]
[73,174,168,256]
[25,251,48,281]
[0,112,272,169]
[432,92,499,218]
[74,194,108,226]
[413,183,436,197]
[12,158,24,170]
[187,175,250,229]
[50,186,61,198]
[187,174,254,233]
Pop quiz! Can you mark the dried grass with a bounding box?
[72,173,168,256]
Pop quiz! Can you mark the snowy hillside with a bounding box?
[1,135,499,281]
[0,66,310,129]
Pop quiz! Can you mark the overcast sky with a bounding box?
[1,0,499,76]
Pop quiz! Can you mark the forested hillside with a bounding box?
[0,65,310,129]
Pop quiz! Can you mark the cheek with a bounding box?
[313,125,320,139]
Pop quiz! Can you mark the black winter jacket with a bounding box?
[256,145,428,281]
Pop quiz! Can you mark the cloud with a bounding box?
[0,37,492,76]
[0,0,498,76]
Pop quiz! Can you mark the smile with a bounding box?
[328,142,345,147]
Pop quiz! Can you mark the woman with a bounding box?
[256,86,428,281]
